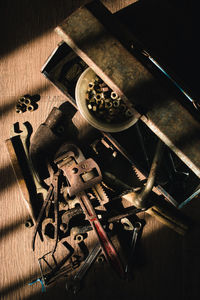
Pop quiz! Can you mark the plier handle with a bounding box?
[32,170,61,252]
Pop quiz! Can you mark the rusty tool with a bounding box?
[32,170,61,252]
[5,123,47,222]
[66,243,101,294]
[55,143,125,278]
[29,250,80,291]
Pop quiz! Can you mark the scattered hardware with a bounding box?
[75,67,137,132]
[85,75,132,123]
[15,94,39,113]
[6,109,197,293]
[6,106,195,294]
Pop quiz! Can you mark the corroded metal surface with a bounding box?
[55,5,200,178]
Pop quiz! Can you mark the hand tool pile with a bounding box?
[6,100,197,294]
[29,141,144,292]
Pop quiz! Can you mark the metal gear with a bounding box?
[92,183,110,210]
[132,166,146,184]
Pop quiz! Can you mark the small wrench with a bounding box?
[125,221,142,277]
[66,243,101,294]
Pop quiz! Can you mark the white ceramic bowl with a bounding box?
[75,67,137,132]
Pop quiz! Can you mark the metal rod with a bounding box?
[178,186,200,209]
[139,140,164,202]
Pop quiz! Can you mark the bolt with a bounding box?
[113,101,120,107]
[24,98,31,105]
[88,82,94,90]
[105,100,112,109]
[27,104,34,112]
[111,92,118,99]
[97,255,105,263]
[94,94,102,101]
[16,103,27,113]
[75,234,84,243]
[18,97,26,104]
[25,219,34,228]
[60,223,67,231]
[72,168,78,174]
[16,108,23,114]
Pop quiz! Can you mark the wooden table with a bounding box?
[0,1,200,299]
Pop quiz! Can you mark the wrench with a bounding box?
[18,122,48,200]
[125,221,142,277]
[66,243,102,294]
[55,144,125,278]
[5,122,47,222]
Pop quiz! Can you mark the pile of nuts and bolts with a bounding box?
[16,95,35,114]
[86,76,133,123]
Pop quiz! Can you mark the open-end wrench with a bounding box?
[19,122,48,200]
[6,122,48,222]
[66,243,102,294]
[125,221,142,278]
[6,123,39,222]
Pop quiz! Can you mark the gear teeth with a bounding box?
[101,181,114,192]
[132,166,146,184]
[92,183,110,208]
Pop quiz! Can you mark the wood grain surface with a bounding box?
[0,1,200,300]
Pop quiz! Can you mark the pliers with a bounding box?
[32,170,61,253]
